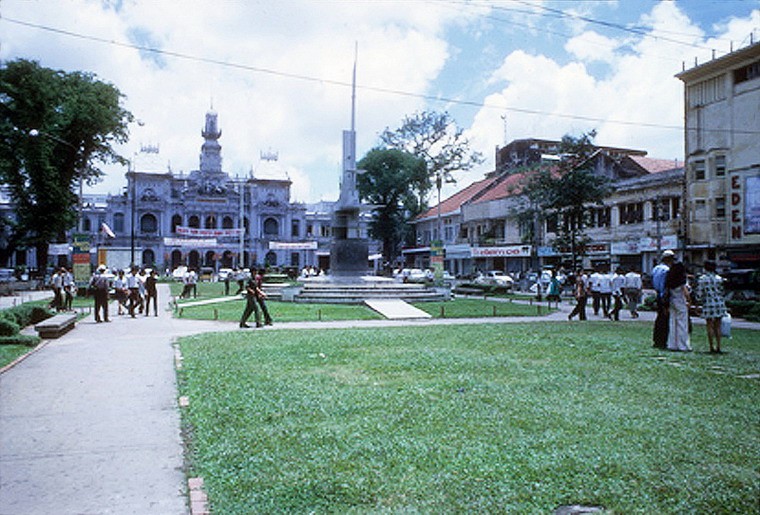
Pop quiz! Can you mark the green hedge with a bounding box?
[726,300,760,318]
[0,334,41,347]
[0,304,53,345]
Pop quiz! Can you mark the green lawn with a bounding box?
[178,322,759,514]
[0,344,34,368]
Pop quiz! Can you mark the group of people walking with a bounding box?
[239,268,272,329]
[88,265,159,323]
[652,250,728,354]
[567,267,643,321]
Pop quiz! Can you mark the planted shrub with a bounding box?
[0,334,41,347]
[0,318,20,337]
[0,304,53,334]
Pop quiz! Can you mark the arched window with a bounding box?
[205,250,215,266]
[263,217,279,237]
[188,250,200,269]
[171,214,182,233]
[265,251,277,266]
[82,217,92,232]
[221,250,233,268]
[113,213,125,233]
[205,215,216,229]
[222,216,234,229]
[142,249,155,266]
[188,215,200,229]
[171,250,183,269]
[140,213,158,233]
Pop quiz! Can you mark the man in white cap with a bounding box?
[652,250,675,348]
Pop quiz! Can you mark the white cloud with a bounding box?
[565,31,621,63]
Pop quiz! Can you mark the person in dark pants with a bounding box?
[145,269,158,316]
[568,270,588,321]
[223,272,231,295]
[652,250,675,348]
[254,268,273,326]
[89,265,111,323]
[126,266,140,318]
[239,276,262,328]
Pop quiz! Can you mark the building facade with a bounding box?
[676,41,760,270]
[408,139,684,276]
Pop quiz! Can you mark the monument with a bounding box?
[329,51,369,280]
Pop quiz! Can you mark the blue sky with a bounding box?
[2,0,758,203]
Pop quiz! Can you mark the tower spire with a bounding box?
[351,42,357,133]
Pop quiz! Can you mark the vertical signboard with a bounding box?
[71,233,91,285]
[430,240,444,284]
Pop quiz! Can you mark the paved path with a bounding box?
[0,285,227,515]
[1,287,757,514]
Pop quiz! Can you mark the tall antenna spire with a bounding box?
[351,42,357,133]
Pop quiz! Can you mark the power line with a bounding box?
[3,16,759,136]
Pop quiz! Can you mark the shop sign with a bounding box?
[471,245,531,258]
[163,237,218,247]
[537,246,559,257]
[445,244,472,259]
[639,235,678,252]
[743,175,760,236]
[269,241,318,250]
[176,226,243,238]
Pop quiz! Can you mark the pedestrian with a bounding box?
[609,267,625,321]
[187,268,198,298]
[589,268,602,316]
[88,265,111,323]
[665,261,692,352]
[137,268,147,314]
[223,269,231,295]
[239,275,262,328]
[62,267,75,311]
[255,268,273,326]
[624,268,642,318]
[145,269,158,316]
[546,269,561,305]
[113,269,128,315]
[694,260,727,354]
[567,270,588,321]
[652,250,675,348]
[50,268,64,312]
[126,266,140,318]
[598,267,612,317]
[180,269,192,299]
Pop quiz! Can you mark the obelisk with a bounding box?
[330,47,369,279]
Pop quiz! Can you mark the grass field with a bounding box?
[178,322,759,514]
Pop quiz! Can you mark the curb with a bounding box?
[0,340,50,375]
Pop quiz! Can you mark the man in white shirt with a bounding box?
[624,268,643,318]
[598,268,613,318]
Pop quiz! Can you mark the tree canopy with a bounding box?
[357,148,427,265]
[520,131,611,269]
[379,111,484,210]
[0,59,133,268]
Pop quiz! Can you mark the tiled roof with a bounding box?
[629,156,682,174]
[470,172,530,204]
[416,176,499,220]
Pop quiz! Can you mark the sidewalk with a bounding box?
[0,284,227,515]
[1,287,757,514]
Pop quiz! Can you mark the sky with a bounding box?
[2,0,759,204]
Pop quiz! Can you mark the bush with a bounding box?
[0,334,41,346]
[0,318,20,337]
[0,304,53,333]
[725,300,758,318]
[745,303,760,322]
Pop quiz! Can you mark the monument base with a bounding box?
[330,238,369,280]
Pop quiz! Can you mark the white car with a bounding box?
[475,270,514,289]
[397,268,432,283]
[218,268,233,281]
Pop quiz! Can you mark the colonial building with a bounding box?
[676,40,760,269]
[408,139,684,276]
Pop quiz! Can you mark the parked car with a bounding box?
[218,268,233,281]
[475,270,514,289]
[171,266,188,280]
[396,268,432,283]
[199,267,215,282]
[0,268,15,282]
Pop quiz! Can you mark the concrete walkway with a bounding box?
[0,285,228,515]
[1,287,757,514]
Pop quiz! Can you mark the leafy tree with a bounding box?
[0,59,133,270]
[520,131,611,269]
[357,148,427,265]
[380,111,484,210]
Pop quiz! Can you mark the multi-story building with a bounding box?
[1,109,377,275]
[408,139,684,276]
[676,41,760,270]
